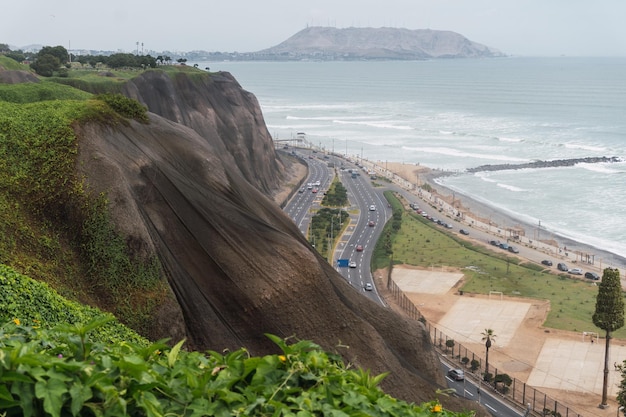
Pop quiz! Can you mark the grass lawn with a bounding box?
[379,192,625,338]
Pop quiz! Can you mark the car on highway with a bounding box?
[364,283,373,291]
[557,263,568,272]
[369,205,376,211]
[447,369,465,381]
[568,268,583,275]
[311,188,318,193]
[585,271,600,280]
[298,188,305,193]
[541,260,553,266]
[368,220,376,227]
[356,245,363,252]
[459,229,469,235]
[349,261,357,268]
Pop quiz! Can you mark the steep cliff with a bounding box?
[1,64,483,412]
[120,70,285,196]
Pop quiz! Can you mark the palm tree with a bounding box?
[481,329,497,376]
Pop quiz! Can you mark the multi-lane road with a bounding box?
[283,148,525,416]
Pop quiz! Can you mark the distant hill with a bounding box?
[257,26,505,60]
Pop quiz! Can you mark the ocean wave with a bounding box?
[564,142,607,152]
[402,146,528,162]
[333,119,413,130]
[496,183,528,192]
[475,172,498,183]
[498,136,525,143]
[577,163,625,174]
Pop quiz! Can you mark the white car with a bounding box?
[349,261,357,268]
[369,205,376,211]
[569,268,583,275]
[364,283,373,291]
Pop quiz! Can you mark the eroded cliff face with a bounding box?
[120,70,285,196]
[73,112,484,410]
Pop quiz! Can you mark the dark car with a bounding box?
[541,260,553,266]
[459,229,469,235]
[368,220,376,227]
[490,240,499,246]
[447,369,465,381]
[585,272,600,280]
[557,263,568,272]
[356,245,363,252]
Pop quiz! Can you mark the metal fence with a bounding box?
[386,275,585,417]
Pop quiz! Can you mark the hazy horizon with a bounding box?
[3,1,626,57]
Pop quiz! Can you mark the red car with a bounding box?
[312,188,318,193]
[368,221,375,227]
[356,245,363,252]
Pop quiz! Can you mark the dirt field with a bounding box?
[383,265,625,416]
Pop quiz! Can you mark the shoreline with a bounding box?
[365,160,626,274]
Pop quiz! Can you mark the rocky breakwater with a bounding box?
[466,156,622,173]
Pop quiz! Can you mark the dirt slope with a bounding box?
[74,116,485,412]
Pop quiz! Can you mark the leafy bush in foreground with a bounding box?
[0,320,470,417]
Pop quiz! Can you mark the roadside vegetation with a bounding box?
[374,191,624,338]
[309,177,350,260]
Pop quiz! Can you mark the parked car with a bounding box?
[569,268,583,275]
[459,229,469,235]
[447,369,465,381]
[557,263,568,272]
[508,245,519,253]
[349,261,357,268]
[541,260,553,266]
[356,245,363,252]
[499,242,509,250]
[364,283,373,291]
[585,272,600,280]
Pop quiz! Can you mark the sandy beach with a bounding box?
[365,160,626,274]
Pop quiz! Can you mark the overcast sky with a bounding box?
[3,0,625,56]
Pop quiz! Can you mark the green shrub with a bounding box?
[95,93,149,123]
[0,322,470,417]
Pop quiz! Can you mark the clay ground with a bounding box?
[384,265,626,416]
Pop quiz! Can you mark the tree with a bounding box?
[30,54,60,76]
[481,328,497,376]
[445,339,455,352]
[37,45,69,64]
[593,268,624,408]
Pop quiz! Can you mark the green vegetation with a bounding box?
[310,176,349,259]
[593,268,624,407]
[378,192,624,338]
[1,264,467,416]
[0,73,164,335]
[321,178,348,207]
[309,208,349,260]
[0,319,465,417]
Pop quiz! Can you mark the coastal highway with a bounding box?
[283,151,390,302]
[333,165,390,303]
[283,151,332,236]
[283,152,525,416]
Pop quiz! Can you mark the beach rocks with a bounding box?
[466,156,621,173]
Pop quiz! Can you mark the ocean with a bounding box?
[194,58,626,260]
